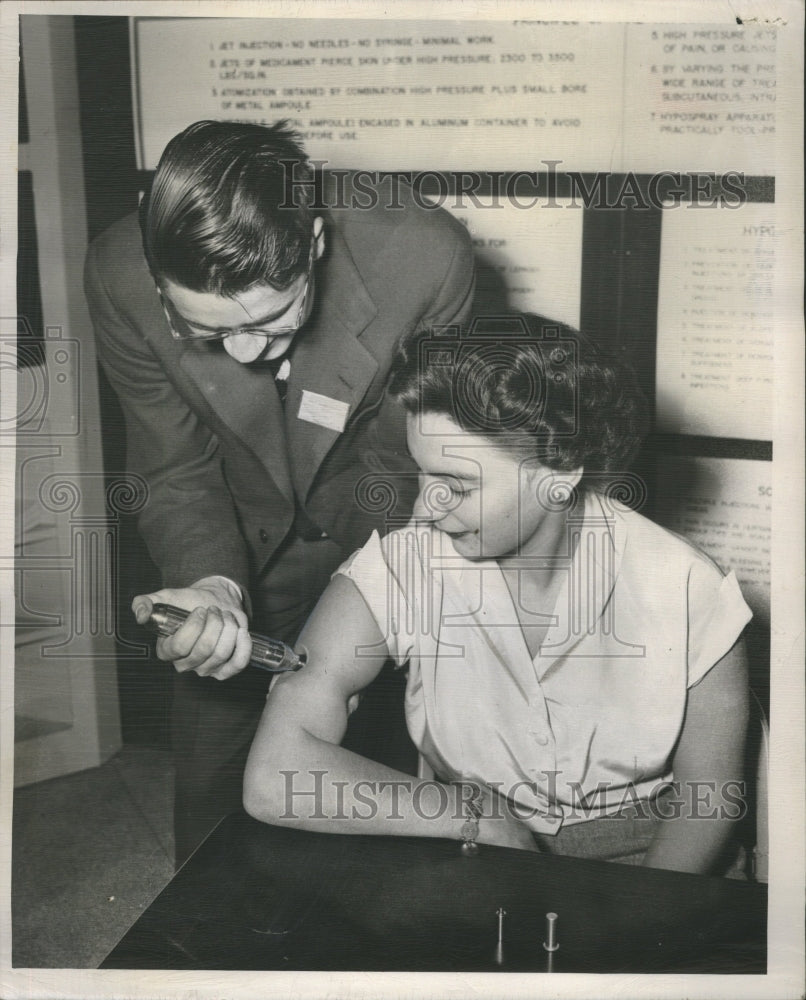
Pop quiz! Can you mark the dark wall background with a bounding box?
[75,16,167,746]
[18,34,45,368]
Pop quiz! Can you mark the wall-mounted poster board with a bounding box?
[434,194,583,329]
[656,203,775,440]
[130,15,780,362]
[131,17,610,328]
[131,18,777,175]
[653,455,772,623]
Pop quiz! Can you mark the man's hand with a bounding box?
[132,577,252,680]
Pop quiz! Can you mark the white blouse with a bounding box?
[335,491,752,834]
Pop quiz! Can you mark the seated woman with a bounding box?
[244,315,752,875]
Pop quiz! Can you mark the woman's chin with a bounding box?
[447,531,482,557]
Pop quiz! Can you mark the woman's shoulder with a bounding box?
[606,496,728,582]
[336,521,443,581]
[600,496,752,671]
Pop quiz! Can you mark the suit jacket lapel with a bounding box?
[178,343,294,503]
[173,202,379,508]
[285,222,379,501]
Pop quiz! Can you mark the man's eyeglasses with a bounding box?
[156,239,315,342]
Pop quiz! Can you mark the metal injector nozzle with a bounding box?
[145,603,307,673]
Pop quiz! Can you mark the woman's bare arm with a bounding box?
[643,637,750,874]
[243,575,537,850]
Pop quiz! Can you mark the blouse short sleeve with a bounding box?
[686,557,753,687]
[334,530,417,667]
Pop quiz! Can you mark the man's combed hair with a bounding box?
[141,120,315,295]
[388,315,649,484]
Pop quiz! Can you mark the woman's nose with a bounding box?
[413,481,454,522]
[412,490,434,521]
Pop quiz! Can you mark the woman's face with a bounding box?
[406,412,574,561]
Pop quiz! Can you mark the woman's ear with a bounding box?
[525,463,584,512]
[558,466,583,491]
[544,467,584,505]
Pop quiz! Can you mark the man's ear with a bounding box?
[313,216,326,260]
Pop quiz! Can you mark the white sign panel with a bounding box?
[132,18,777,175]
[656,203,775,439]
[653,455,771,621]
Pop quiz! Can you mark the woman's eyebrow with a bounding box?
[419,467,479,481]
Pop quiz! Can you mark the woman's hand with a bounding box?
[470,783,540,853]
[484,814,540,852]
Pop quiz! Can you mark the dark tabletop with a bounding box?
[102,811,767,973]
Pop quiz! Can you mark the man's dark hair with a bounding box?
[388,314,649,487]
[140,120,315,295]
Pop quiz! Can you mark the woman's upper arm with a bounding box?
[644,638,750,873]
[258,575,392,746]
[672,636,750,784]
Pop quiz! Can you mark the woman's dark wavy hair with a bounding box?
[140,120,314,295]
[388,315,649,488]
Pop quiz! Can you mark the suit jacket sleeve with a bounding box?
[84,238,253,597]
[417,212,475,332]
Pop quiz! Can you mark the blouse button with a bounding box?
[535,734,549,746]
[259,529,269,543]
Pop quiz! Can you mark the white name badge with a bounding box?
[298,389,350,433]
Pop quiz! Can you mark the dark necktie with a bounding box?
[267,355,291,404]
[248,353,291,404]
[253,352,325,540]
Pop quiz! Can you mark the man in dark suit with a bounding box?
[85,120,474,864]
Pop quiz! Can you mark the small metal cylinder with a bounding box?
[543,911,559,952]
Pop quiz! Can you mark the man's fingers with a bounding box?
[132,594,156,625]
[133,587,246,645]
[161,607,247,678]
[210,623,253,680]
[158,606,208,663]
[143,599,252,679]
[192,610,241,677]
[188,606,228,668]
